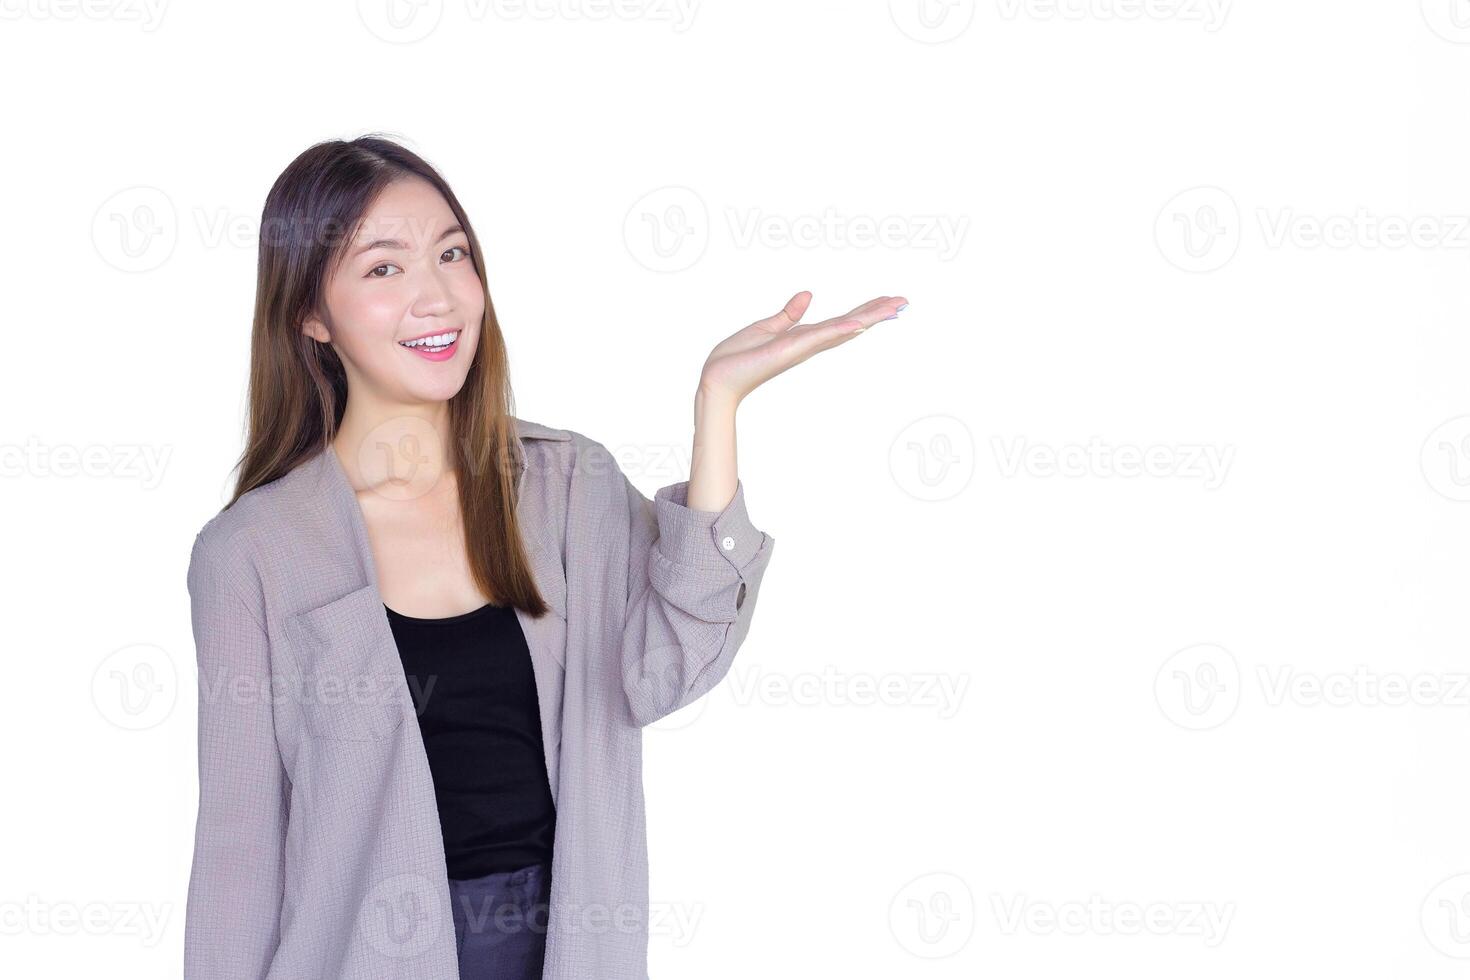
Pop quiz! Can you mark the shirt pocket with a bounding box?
[283,582,407,742]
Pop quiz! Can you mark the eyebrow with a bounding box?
[352,223,467,258]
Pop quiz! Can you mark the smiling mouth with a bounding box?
[398,330,460,353]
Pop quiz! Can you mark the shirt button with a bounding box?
[721,535,735,551]
[736,581,747,609]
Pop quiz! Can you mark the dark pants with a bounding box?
[448,862,552,980]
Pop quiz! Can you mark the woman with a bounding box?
[183,134,907,980]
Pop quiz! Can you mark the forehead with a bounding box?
[351,177,458,247]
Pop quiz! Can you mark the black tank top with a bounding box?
[383,600,556,880]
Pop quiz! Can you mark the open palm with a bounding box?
[698,291,908,404]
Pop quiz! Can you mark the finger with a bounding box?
[712,291,815,358]
[752,290,813,334]
[752,295,909,384]
[791,295,907,337]
[775,305,890,364]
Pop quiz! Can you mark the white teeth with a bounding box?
[399,330,459,349]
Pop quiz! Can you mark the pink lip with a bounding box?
[400,334,460,362]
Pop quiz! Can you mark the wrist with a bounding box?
[695,380,741,419]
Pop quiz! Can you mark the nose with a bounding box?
[409,261,455,318]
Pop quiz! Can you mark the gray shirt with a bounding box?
[184,417,776,979]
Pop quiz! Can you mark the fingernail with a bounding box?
[896,303,908,312]
[883,313,898,320]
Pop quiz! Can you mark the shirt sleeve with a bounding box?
[183,530,289,979]
[617,471,776,727]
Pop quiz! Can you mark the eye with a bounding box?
[442,244,470,263]
[366,262,401,279]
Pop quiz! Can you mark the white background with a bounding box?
[2,0,1469,977]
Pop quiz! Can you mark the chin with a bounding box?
[409,376,470,404]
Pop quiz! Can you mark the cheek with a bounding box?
[337,287,407,346]
[456,280,486,324]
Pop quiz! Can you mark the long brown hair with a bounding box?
[224,132,552,617]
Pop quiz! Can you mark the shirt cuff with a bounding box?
[652,478,766,572]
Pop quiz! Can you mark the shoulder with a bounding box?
[512,415,623,488]
[188,457,313,596]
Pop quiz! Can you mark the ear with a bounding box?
[301,311,331,344]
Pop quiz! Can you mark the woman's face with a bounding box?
[303,176,484,407]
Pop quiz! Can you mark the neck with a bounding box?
[332,395,456,498]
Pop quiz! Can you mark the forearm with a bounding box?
[686,383,740,513]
